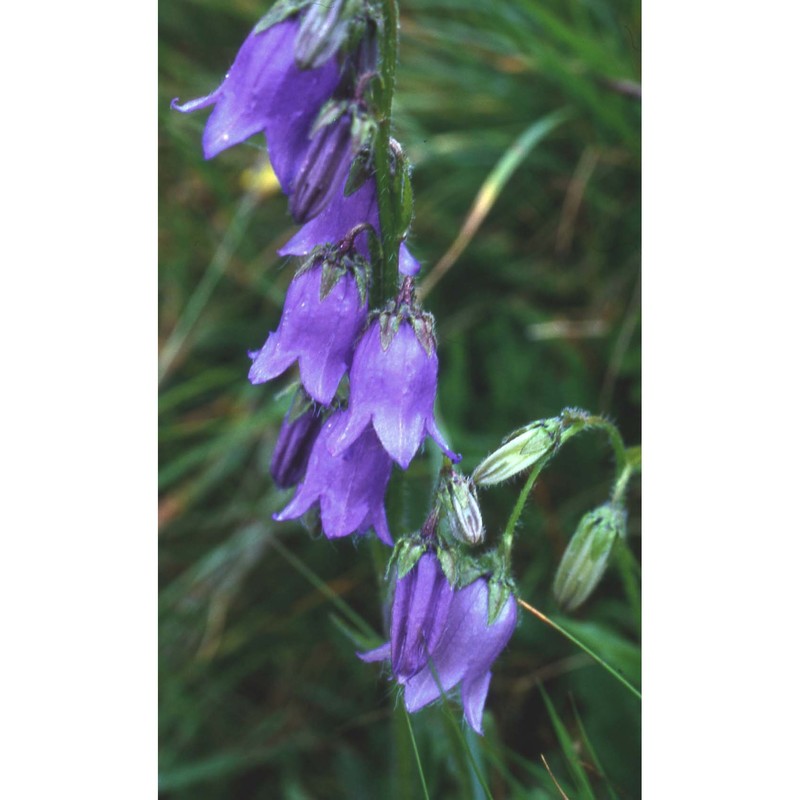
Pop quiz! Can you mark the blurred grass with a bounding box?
[159,0,641,796]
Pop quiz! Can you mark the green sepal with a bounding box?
[310,99,348,138]
[286,386,316,424]
[487,577,514,626]
[379,310,401,351]
[436,546,458,586]
[397,158,414,235]
[352,256,371,308]
[456,558,488,588]
[319,258,345,301]
[317,249,370,304]
[295,245,328,278]
[351,113,378,151]
[411,311,436,357]
[344,146,374,197]
[395,540,426,580]
[254,0,309,34]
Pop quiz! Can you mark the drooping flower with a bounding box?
[269,392,325,489]
[274,410,393,544]
[361,567,517,734]
[171,17,341,164]
[293,0,359,70]
[389,553,454,680]
[248,247,369,405]
[279,175,421,276]
[288,110,365,223]
[328,293,457,468]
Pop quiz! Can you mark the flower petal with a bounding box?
[460,670,492,735]
[358,642,391,663]
[399,244,421,277]
[278,178,377,256]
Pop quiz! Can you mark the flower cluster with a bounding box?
[361,552,516,734]
[172,2,419,275]
[174,0,517,735]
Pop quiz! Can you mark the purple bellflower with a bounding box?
[289,111,362,223]
[248,247,369,405]
[279,175,421,276]
[361,564,517,734]
[274,410,394,544]
[328,286,457,469]
[270,395,325,489]
[389,553,454,680]
[171,17,341,166]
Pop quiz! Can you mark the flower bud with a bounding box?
[472,417,563,486]
[294,0,357,70]
[289,114,355,222]
[270,396,324,488]
[439,471,484,545]
[553,504,626,612]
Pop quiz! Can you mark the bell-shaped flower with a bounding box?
[361,571,517,734]
[171,18,341,163]
[389,553,454,680]
[248,251,368,405]
[274,411,393,544]
[288,112,360,223]
[328,311,457,469]
[279,175,421,276]
[269,394,325,489]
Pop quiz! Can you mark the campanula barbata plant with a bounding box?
[173,0,641,737]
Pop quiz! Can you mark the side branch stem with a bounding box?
[500,462,545,568]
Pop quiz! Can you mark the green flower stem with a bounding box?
[571,413,627,478]
[612,444,642,505]
[374,0,400,307]
[499,461,546,569]
[401,706,431,800]
[562,411,641,503]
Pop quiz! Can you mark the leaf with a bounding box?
[539,685,596,800]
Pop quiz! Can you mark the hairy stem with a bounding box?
[374,0,400,307]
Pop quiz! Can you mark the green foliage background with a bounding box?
[159,0,641,796]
